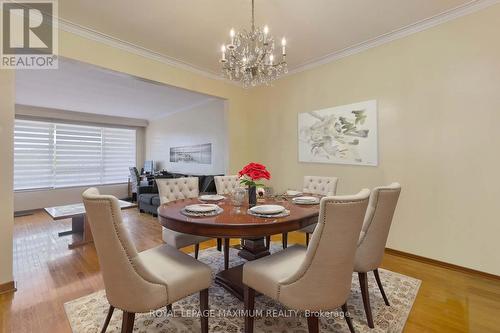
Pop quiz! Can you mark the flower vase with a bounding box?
[248,185,257,207]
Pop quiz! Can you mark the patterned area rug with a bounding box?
[64,244,420,333]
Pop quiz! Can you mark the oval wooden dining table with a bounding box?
[158,197,320,300]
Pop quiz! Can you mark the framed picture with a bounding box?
[298,100,378,166]
[169,143,212,164]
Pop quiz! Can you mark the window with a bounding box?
[14,119,136,191]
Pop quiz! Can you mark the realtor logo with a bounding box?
[1,0,58,69]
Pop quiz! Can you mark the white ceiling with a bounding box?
[58,0,474,74]
[15,58,217,120]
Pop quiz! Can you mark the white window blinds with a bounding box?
[14,120,55,190]
[14,119,136,191]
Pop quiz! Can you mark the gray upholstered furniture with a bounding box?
[138,173,219,216]
[243,189,370,333]
[82,188,212,333]
[282,176,339,248]
[354,183,401,328]
[156,177,212,259]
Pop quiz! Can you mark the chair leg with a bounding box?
[358,272,374,328]
[194,243,200,259]
[373,269,390,306]
[199,289,209,333]
[121,311,135,333]
[307,313,319,333]
[282,232,288,249]
[265,236,271,250]
[100,305,114,333]
[306,233,310,246]
[224,238,230,270]
[244,286,255,333]
[216,238,222,251]
[342,303,356,333]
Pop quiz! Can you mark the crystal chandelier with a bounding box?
[220,0,288,87]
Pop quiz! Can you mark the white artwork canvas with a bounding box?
[298,100,378,166]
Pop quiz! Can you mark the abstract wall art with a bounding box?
[298,100,378,166]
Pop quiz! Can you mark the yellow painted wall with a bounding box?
[247,5,500,275]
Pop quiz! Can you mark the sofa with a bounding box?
[138,172,221,216]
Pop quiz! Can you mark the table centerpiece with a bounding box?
[238,162,271,207]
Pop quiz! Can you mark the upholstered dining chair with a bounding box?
[354,183,401,328]
[214,175,247,269]
[215,175,273,255]
[282,176,339,249]
[243,189,371,333]
[156,177,212,259]
[214,175,242,195]
[82,188,212,333]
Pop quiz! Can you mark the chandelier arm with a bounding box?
[251,0,255,32]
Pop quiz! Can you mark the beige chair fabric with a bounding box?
[303,176,338,196]
[354,183,401,273]
[243,189,370,311]
[82,188,212,313]
[156,178,211,248]
[157,177,200,203]
[214,175,242,195]
[299,176,339,234]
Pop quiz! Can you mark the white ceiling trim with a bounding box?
[57,0,499,85]
[287,0,500,76]
[57,18,236,84]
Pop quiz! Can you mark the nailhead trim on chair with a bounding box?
[276,197,370,299]
[85,197,167,306]
[358,188,400,245]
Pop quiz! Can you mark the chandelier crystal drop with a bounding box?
[219,0,288,87]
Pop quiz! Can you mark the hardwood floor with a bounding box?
[1,209,500,333]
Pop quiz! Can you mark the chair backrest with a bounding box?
[156,177,199,204]
[354,183,401,273]
[214,175,242,195]
[303,176,338,196]
[279,189,370,311]
[82,188,166,312]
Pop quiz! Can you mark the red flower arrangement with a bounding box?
[238,162,271,187]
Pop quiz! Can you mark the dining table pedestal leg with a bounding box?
[215,236,269,301]
[238,237,270,261]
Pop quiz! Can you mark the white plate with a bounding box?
[199,194,225,201]
[184,204,219,213]
[293,196,320,204]
[286,190,302,196]
[250,205,285,215]
[293,196,318,202]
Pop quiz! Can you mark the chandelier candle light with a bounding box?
[220,0,288,87]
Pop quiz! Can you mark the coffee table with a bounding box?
[45,200,137,249]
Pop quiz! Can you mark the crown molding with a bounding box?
[57,18,243,86]
[56,0,499,86]
[287,0,500,76]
